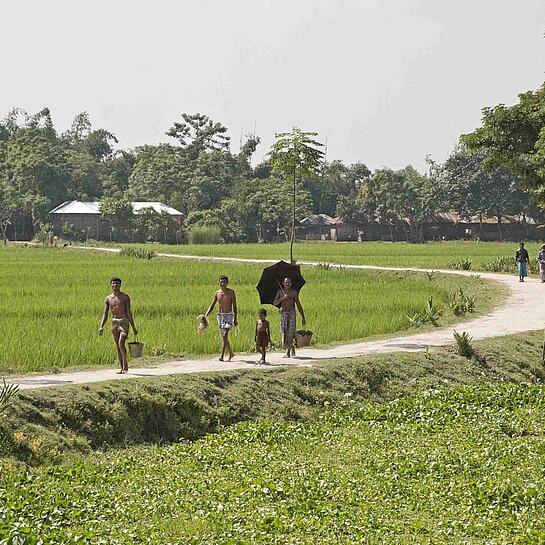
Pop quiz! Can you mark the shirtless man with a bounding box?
[98,277,138,373]
[205,275,238,361]
[273,277,306,358]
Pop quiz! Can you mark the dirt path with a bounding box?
[7,249,544,390]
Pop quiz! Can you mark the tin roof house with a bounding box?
[49,200,183,242]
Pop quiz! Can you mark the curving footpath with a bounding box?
[6,250,545,390]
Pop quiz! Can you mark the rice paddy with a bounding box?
[0,244,500,373]
[139,240,543,271]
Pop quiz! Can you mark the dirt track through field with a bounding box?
[7,249,544,390]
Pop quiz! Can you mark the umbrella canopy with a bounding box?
[256,260,306,307]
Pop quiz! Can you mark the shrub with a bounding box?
[446,287,476,316]
[119,247,156,260]
[481,256,535,274]
[0,378,19,415]
[406,295,443,327]
[453,330,474,357]
[31,231,48,244]
[447,257,472,271]
[424,295,442,325]
[188,226,222,245]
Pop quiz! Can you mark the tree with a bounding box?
[269,127,324,262]
[0,182,15,243]
[132,207,183,244]
[166,113,230,160]
[362,168,405,241]
[234,177,313,242]
[128,144,189,212]
[65,148,103,200]
[461,82,545,196]
[99,197,133,241]
[399,166,445,242]
[102,150,136,198]
[0,121,70,235]
[442,147,528,238]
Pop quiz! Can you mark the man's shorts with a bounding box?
[111,318,130,337]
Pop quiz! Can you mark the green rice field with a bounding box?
[134,240,543,271]
[0,244,499,373]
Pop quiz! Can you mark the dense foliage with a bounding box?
[2,105,543,245]
[2,382,545,544]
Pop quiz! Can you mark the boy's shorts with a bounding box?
[257,331,270,348]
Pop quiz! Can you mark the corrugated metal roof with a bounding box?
[299,214,343,226]
[50,201,183,216]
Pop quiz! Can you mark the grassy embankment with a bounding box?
[0,244,500,373]
[2,331,545,543]
[129,240,543,271]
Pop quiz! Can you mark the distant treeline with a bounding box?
[1,92,545,243]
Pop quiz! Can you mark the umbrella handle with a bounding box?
[276,279,286,294]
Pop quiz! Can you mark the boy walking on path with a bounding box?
[273,277,306,358]
[255,308,271,364]
[98,277,138,373]
[205,275,238,361]
[516,242,530,282]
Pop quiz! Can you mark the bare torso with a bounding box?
[275,288,298,311]
[216,288,236,313]
[106,292,130,319]
[256,318,269,332]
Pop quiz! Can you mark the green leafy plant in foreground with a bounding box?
[0,378,18,415]
[3,383,545,543]
[406,295,443,327]
[481,255,537,274]
[453,330,474,357]
[426,270,436,281]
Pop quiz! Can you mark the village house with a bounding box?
[297,213,543,243]
[49,201,183,242]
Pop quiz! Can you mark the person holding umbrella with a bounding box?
[273,277,306,358]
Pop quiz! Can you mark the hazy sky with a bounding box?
[2,0,545,171]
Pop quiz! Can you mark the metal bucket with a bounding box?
[295,330,313,347]
[128,341,144,358]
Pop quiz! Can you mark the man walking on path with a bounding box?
[538,244,545,283]
[516,242,530,282]
[98,277,138,373]
[273,277,306,358]
[205,275,238,361]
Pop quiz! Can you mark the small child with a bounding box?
[255,308,271,364]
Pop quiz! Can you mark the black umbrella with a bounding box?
[256,260,306,307]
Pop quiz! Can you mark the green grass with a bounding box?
[0,245,500,373]
[124,240,543,271]
[2,330,545,543]
[3,381,545,544]
[3,329,544,465]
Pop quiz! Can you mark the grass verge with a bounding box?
[2,332,545,543]
[1,329,544,466]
